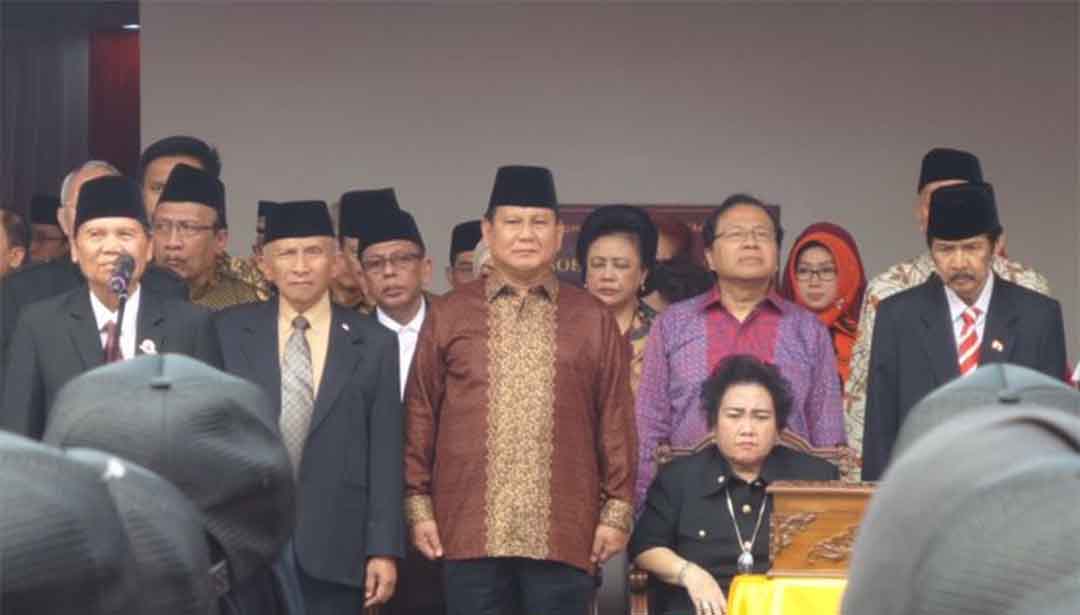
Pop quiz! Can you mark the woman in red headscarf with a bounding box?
[781,223,867,386]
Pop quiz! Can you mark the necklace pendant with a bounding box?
[737,550,755,574]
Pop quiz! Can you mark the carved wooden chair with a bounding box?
[627,435,856,615]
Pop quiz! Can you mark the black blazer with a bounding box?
[0,260,187,397]
[862,274,1067,480]
[0,285,222,439]
[214,299,404,589]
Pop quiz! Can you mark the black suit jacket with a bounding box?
[1,285,222,439]
[0,260,188,397]
[862,274,1067,480]
[214,299,404,588]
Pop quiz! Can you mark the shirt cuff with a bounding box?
[598,498,634,533]
[404,494,435,526]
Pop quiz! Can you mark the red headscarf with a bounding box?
[781,222,867,383]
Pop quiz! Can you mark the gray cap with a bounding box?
[0,432,139,615]
[43,353,295,586]
[67,448,217,615]
[893,363,1080,462]
[843,407,1080,615]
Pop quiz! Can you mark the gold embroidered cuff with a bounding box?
[599,498,634,533]
[404,495,435,526]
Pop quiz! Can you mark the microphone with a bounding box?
[108,253,136,299]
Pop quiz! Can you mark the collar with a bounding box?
[190,267,221,302]
[484,269,559,303]
[278,291,332,331]
[89,284,142,330]
[701,286,787,316]
[943,272,994,323]
[699,445,790,496]
[377,298,426,334]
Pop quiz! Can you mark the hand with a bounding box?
[590,524,629,565]
[411,520,444,560]
[364,556,397,607]
[683,564,727,615]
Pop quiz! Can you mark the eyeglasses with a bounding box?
[795,266,838,281]
[152,220,216,238]
[361,252,422,272]
[715,227,773,244]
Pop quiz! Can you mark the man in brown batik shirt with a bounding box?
[404,165,637,615]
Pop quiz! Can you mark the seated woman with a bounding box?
[577,205,658,394]
[781,223,866,386]
[630,354,838,615]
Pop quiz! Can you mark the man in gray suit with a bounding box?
[1,175,220,438]
[214,200,403,614]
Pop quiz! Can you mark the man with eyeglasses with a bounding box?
[152,163,261,310]
[356,199,432,400]
[634,194,846,509]
[140,135,271,301]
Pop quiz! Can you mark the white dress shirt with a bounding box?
[376,300,427,400]
[90,285,142,361]
[943,273,994,352]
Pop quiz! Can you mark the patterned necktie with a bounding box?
[280,315,314,474]
[957,306,982,376]
[102,321,122,363]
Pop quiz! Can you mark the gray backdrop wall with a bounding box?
[141,2,1079,350]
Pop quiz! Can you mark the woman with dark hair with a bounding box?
[781,223,867,385]
[577,205,659,394]
[630,355,838,615]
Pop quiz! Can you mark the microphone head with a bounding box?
[109,253,136,296]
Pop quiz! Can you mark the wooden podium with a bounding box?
[766,481,875,577]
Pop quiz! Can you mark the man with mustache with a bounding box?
[152,163,261,310]
[861,182,1067,480]
[1,175,221,439]
[845,147,1051,478]
[355,193,431,399]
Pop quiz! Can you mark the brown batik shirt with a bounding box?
[404,271,637,573]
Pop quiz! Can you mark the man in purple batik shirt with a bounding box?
[634,194,846,509]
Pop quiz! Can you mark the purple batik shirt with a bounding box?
[634,288,845,509]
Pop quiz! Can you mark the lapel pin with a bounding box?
[341,323,350,332]
[991,339,1004,352]
[139,339,158,355]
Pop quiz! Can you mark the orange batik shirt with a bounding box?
[404,272,637,573]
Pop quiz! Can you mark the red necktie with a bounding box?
[103,321,122,363]
[957,307,982,376]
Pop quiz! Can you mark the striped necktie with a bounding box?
[957,306,982,376]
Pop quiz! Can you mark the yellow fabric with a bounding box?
[727,575,846,615]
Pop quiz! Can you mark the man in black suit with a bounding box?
[0,161,187,398]
[1,175,220,439]
[214,201,403,614]
[862,182,1067,480]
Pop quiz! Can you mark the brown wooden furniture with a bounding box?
[628,436,858,615]
[767,481,875,577]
